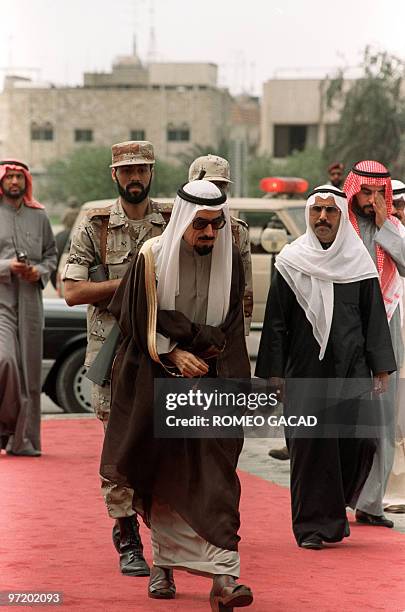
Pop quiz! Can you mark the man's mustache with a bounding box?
[127,181,144,190]
[315,221,332,229]
[199,236,215,241]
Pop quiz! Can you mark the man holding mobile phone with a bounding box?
[0,159,57,457]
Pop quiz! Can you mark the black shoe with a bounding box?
[7,449,41,457]
[115,516,150,576]
[355,510,394,528]
[268,446,289,460]
[112,521,120,552]
[148,566,176,599]
[0,435,9,451]
[299,536,323,550]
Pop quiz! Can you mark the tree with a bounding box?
[39,147,116,205]
[151,159,185,198]
[325,48,405,174]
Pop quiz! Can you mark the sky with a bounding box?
[1,0,404,95]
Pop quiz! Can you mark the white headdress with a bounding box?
[392,179,405,201]
[275,185,378,359]
[151,180,233,354]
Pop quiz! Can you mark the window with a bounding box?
[130,129,145,141]
[31,122,53,141]
[273,124,318,158]
[75,129,93,142]
[167,126,190,142]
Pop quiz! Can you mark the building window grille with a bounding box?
[75,129,93,142]
[167,126,190,142]
[31,123,53,141]
[130,129,146,140]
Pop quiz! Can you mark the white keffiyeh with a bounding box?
[275,185,378,359]
[151,180,233,354]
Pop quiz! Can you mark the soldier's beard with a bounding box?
[116,176,152,205]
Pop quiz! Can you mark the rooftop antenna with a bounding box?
[8,35,13,70]
[147,0,157,63]
[132,0,137,58]
[249,61,255,95]
[132,32,137,57]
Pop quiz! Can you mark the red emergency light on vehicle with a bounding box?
[260,177,309,194]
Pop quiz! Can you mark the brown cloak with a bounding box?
[100,242,250,551]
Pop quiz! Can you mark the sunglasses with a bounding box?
[192,215,226,230]
[309,205,340,217]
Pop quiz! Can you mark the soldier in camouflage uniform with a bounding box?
[62,141,166,577]
[188,154,253,333]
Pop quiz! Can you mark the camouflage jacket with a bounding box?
[230,216,253,334]
[62,198,166,366]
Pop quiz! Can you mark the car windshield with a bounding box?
[285,206,306,235]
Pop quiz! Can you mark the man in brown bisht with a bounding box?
[101,180,253,610]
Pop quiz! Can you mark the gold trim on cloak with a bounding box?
[139,237,182,377]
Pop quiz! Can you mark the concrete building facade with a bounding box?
[0,56,234,173]
[260,78,347,158]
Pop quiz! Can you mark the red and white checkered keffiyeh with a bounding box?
[344,160,402,320]
[0,160,44,209]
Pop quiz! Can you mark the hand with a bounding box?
[373,372,389,394]
[373,191,388,228]
[9,259,30,276]
[20,265,41,283]
[269,376,285,403]
[198,344,223,359]
[167,347,209,378]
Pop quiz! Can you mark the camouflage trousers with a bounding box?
[92,383,135,519]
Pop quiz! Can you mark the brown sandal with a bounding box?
[210,575,253,611]
[148,565,176,599]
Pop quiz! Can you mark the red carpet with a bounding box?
[0,419,404,611]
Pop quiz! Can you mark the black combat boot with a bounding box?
[0,435,9,451]
[112,515,150,576]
